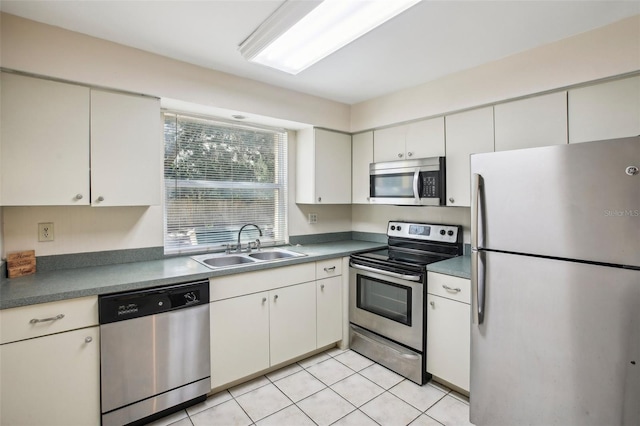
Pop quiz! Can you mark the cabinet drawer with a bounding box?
[0,296,98,344]
[427,272,470,304]
[316,258,342,279]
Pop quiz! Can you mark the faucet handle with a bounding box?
[254,239,261,251]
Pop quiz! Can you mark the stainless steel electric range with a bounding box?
[349,221,463,384]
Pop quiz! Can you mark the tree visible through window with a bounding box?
[163,113,288,254]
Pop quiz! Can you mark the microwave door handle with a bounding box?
[413,170,420,201]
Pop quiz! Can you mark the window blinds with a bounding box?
[163,113,288,254]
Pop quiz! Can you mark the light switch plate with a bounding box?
[38,222,54,242]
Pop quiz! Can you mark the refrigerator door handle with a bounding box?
[471,173,485,324]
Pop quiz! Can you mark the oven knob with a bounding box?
[390,225,396,231]
[397,226,402,231]
[440,229,446,235]
[447,230,454,236]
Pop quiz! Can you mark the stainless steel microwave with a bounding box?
[369,157,445,206]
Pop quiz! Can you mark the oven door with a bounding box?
[349,264,423,350]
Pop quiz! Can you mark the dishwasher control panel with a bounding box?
[99,280,209,324]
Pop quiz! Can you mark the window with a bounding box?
[163,113,288,254]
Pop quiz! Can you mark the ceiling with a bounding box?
[1,1,639,105]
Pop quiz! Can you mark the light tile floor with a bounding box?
[148,348,473,426]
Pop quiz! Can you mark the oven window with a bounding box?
[356,275,412,326]
[370,173,415,198]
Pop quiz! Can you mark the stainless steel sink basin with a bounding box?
[202,256,256,267]
[249,251,298,260]
[192,247,306,269]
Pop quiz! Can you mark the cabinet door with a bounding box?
[270,282,316,365]
[374,125,406,162]
[1,72,90,206]
[314,129,352,204]
[0,327,100,425]
[495,91,568,151]
[426,294,470,392]
[352,131,373,204]
[317,276,343,348]
[406,117,445,159]
[210,292,270,388]
[569,76,640,144]
[90,90,161,206]
[445,107,494,207]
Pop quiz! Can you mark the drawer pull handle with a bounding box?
[30,314,65,324]
[442,285,461,293]
[323,266,336,272]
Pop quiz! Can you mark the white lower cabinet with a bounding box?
[210,292,270,388]
[0,326,100,426]
[317,276,343,347]
[270,282,317,365]
[209,260,344,389]
[426,272,471,392]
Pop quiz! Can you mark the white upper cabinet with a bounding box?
[495,91,568,151]
[568,76,640,144]
[0,72,161,206]
[351,131,373,204]
[374,117,445,162]
[1,72,90,206]
[90,90,161,206]
[296,128,351,204]
[445,107,494,207]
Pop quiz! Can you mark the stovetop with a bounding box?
[350,221,463,275]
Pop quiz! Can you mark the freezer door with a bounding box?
[470,251,640,426]
[470,136,639,267]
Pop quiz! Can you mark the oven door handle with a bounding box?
[350,263,422,282]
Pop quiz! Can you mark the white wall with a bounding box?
[351,15,640,131]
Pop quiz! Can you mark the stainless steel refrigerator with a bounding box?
[469,136,639,426]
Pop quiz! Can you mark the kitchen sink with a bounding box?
[202,256,256,267]
[191,247,306,269]
[248,251,298,260]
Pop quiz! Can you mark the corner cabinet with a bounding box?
[0,296,100,425]
[0,72,161,206]
[351,131,373,204]
[296,128,351,204]
[373,117,445,162]
[426,272,471,392]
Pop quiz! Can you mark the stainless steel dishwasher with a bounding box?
[99,280,210,426]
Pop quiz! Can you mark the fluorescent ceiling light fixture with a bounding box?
[239,0,421,75]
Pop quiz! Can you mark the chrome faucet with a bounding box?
[237,224,263,253]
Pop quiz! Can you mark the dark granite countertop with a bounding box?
[1,240,385,310]
[427,255,471,279]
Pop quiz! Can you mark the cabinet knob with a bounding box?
[407,152,413,157]
[449,197,455,203]
[321,284,325,290]
[430,301,435,307]
[75,194,83,200]
[274,295,279,301]
[318,197,322,203]
[262,297,267,303]
[397,153,403,158]
[85,336,93,343]
[96,196,105,202]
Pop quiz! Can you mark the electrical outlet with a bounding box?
[38,222,54,242]
[308,213,318,224]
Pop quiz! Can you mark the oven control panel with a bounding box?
[387,221,460,243]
